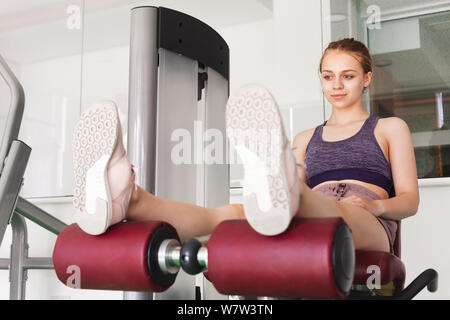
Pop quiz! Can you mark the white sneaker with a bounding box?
[72,100,136,235]
[226,84,301,235]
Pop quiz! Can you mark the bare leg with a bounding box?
[295,179,390,252]
[225,180,389,253]
[126,185,244,242]
[126,180,389,252]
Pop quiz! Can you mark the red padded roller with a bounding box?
[53,220,179,292]
[206,217,354,299]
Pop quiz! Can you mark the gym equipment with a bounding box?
[52,212,438,299]
[53,221,180,292]
[126,6,229,300]
[52,217,355,299]
[0,54,68,300]
[189,217,354,299]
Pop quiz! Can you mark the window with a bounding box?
[323,0,450,179]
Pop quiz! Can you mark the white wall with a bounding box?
[220,0,324,184]
[402,180,450,299]
[19,55,80,198]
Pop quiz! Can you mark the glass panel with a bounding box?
[325,0,450,179]
[0,0,84,197]
[366,9,450,178]
[81,1,131,149]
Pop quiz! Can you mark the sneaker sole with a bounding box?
[72,101,119,235]
[226,84,294,235]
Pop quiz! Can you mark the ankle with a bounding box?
[233,204,245,219]
[126,184,139,218]
[131,184,140,203]
[214,204,245,223]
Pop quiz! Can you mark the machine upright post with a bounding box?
[127,6,159,194]
[125,6,160,301]
[0,54,26,246]
[0,140,31,245]
[125,6,229,300]
[9,214,28,300]
[0,55,25,174]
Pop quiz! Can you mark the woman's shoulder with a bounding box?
[291,127,317,160]
[376,116,411,149]
[377,115,407,125]
[292,116,409,151]
[376,116,410,135]
[292,127,316,147]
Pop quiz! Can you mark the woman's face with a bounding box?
[320,50,372,108]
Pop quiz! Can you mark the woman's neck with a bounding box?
[327,105,369,126]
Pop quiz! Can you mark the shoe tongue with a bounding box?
[109,122,125,167]
[107,155,132,201]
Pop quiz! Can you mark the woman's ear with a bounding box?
[364,71,373,87]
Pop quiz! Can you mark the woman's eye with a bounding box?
[323,75,353,80]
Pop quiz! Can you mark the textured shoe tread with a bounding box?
[226,84,293,235]
[73,103,118,213]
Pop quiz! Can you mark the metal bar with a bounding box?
[0,54,25,175]
[0,141,31,246]
[0,258,53,270]
[197,247,208,269]
[124,6,159,301]
[394,269,439,300]
[0,258,9,269]
[23,258,54,270]
[9,214,28,300]
[15,197,67,235]
[127,6,159,194]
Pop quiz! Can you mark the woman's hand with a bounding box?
[340,195,384,217]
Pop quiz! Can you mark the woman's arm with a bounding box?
[291,128,315,184]
[376,192,418,220]
[376,117,420,220]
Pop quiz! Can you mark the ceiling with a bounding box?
[360,0,450,18]
[369,10,450,96]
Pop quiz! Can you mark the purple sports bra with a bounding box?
[304,115,393,194]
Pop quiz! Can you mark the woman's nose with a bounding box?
[333,79,343,89]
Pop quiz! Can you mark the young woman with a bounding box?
[72,38,419,254]
[292,38,419,254]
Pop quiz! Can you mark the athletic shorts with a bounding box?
[311,182,397,254]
